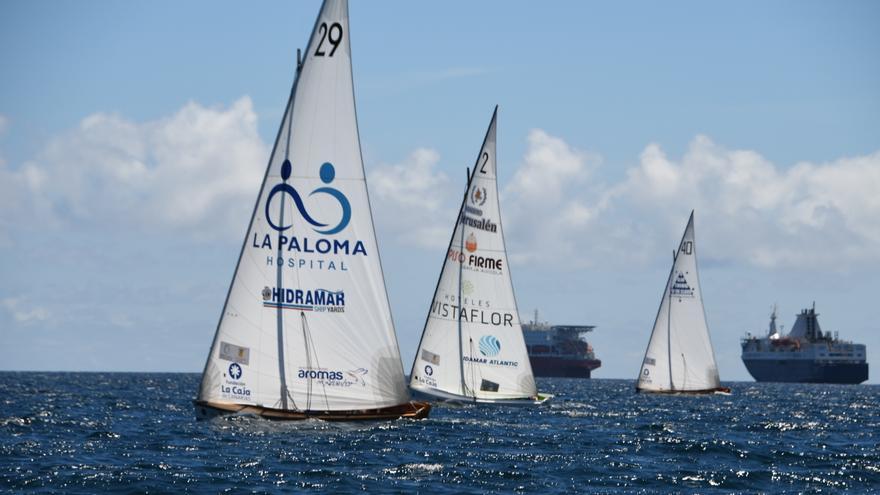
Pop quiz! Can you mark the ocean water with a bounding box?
[1,373,878,493]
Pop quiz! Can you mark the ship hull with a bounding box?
[410,387,553,405]
[742,359,868,384]
[528,356,601,378]
[635,386,731,395]
[193,400,431,421]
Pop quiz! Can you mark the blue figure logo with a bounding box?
[479,335,501,357]
[228,363,243,380]
[265,160,352,235]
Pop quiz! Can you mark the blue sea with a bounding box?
[1,373,878,493]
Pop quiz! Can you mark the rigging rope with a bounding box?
[301,312,331,411]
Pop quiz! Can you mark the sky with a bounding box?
[1,0,879,383]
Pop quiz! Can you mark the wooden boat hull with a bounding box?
[635,386,731,395]
[193,399,431,421]
[412,386,553,405]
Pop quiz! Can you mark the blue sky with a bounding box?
[1,0,879,382]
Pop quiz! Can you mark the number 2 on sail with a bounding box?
[315,22,343,57]
[479,152,489,174]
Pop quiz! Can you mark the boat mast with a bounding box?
[273,24,318,410]
[458,167,470,398]
[300,311,311,411]
[274,74,298,411]
[667,250,675,391]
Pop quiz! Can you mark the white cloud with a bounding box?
[0,116,29,243]
[612,135,880,267]
[366,130,880,269]
[1,97,267,238]
[5,99,879,271]
[506,129,597,201]
[368,148,454,248]
[109,312,134,329]
[2,297,50,324]
[502,129,605,265]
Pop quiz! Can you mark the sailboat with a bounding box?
[409,108,551,405]
[636,211,730,394]
[194,0,430,420]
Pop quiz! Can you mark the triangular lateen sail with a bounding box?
[409,108,540,402]
[197,0,415,414]
[637,211,722,392]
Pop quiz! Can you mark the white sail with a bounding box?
[197,0,409,412]
[637,211,721,392]
[409,108,538,401]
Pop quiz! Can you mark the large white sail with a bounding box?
[197,0,409,412]
[409,108,538,401]
[637,211,721,392]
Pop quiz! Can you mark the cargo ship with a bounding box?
[741,303,868,384]
[521,311,601,378]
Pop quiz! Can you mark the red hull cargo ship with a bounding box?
[521,311,601,378]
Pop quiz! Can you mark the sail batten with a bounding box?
[197,0,411,413]
[637,211,721,392]
[410,109,539,402]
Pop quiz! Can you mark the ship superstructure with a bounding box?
[741,304,868,384]
[521,310,601,378]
